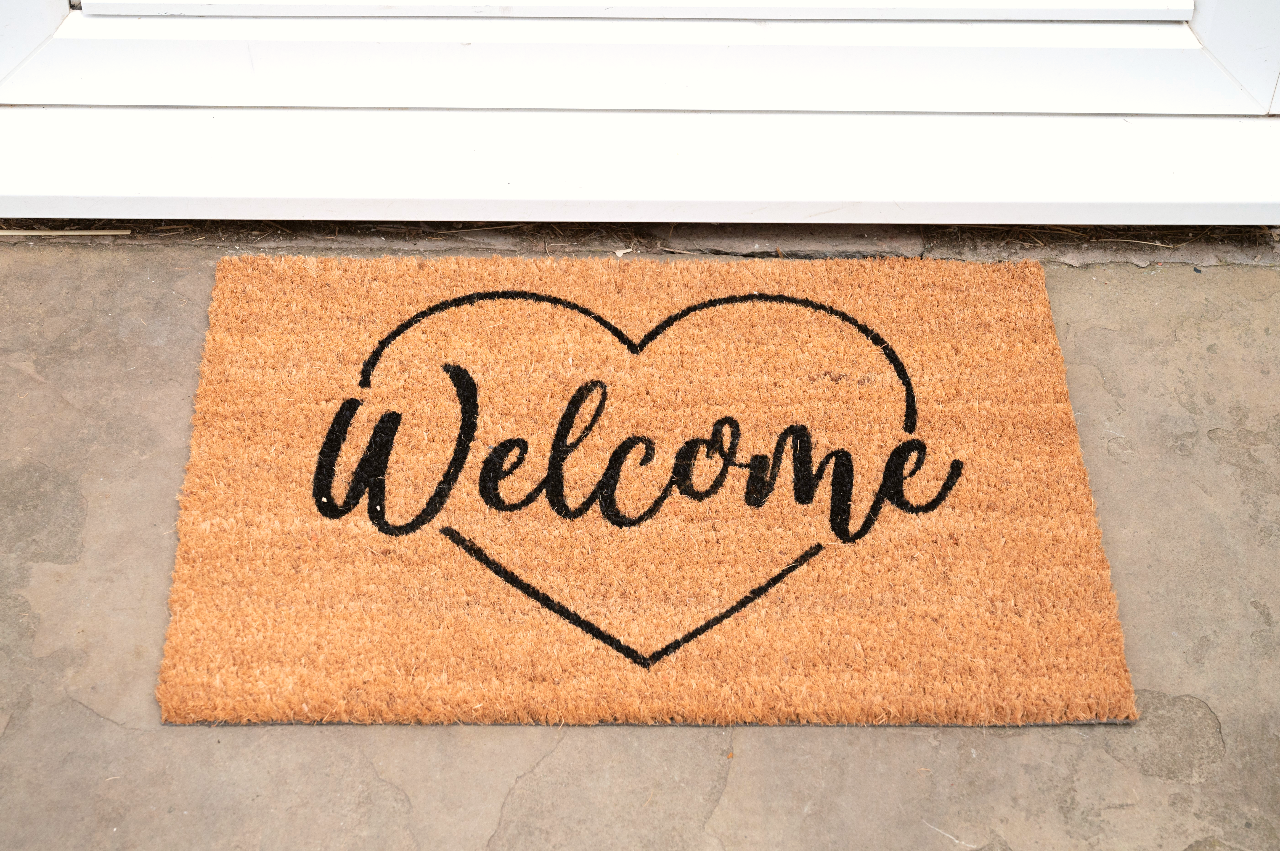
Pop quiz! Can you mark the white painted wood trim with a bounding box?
[1,15,1262,115]
[0,0,68,83]
[1189,0,1280,114]
[79,0,1195,22]
[2,109,1278,223]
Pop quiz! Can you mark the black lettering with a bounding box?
[671,417,741,501]
[479,438,543,511]
[598,436,670,528]
[313,398,400,519]
[311,363,478,537]
[315,371,962,548]
[544,380,608,519]
[880,438,964,514]
[844,439,964,543]
[741,425,856,541]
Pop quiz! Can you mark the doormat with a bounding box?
[157,256,1136,726]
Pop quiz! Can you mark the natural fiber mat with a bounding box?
[157,256,1136,725]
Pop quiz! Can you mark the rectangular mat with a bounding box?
[157,256,1136,725]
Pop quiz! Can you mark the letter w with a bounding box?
[311,364,478,537]
[313,398,401,523]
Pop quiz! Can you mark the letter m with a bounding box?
[744,425,855,539]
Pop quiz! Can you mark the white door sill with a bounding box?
[1,108,1277,223]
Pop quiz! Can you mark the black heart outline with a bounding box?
[358,291,918,669]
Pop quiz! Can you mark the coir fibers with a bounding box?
[157,256,1136,725]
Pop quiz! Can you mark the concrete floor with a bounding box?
[0,238,1276,850]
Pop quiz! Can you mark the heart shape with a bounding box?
[313,291,960,667]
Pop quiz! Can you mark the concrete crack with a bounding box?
[923,819,978,848]
[485,728,567,851]
[357,744,420,851]
[701,727,735,851]
[67,694,127,730]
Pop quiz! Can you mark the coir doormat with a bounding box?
[157,256,1136,726]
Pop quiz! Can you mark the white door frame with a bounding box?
[0,0,1276,222]
[1191,0,1280,111]
[0,0,67,82]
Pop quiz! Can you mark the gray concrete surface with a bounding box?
[0,239,1276,850]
